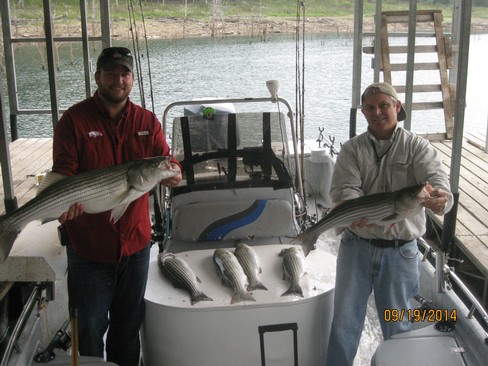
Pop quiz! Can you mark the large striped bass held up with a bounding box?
[158,252,213,305]
[0,156,179,262]
[213,248,256,304]
[293,183,429,256]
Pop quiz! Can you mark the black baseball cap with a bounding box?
[96,47,133,72]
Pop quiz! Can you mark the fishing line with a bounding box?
[127,0,146,109]
[138,0,155,113]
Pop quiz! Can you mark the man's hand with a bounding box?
[58,203,84,224]
[422,185,449,214]
[160,163,182,188]
[349,218,378,230]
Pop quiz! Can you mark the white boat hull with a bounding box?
[141,244,336,366]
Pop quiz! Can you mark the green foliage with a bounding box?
[9,0,488,21]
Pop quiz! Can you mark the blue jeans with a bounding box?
[66,244,150,366]
[325,230,420,366]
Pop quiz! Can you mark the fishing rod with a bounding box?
[295,1,306,205]
[127,0,165,251]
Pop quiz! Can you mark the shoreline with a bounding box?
[112,16,488,40]
[10,16,488,41]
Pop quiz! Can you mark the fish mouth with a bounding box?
[159,156,174,170]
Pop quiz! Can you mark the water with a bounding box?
[6,32,488,146]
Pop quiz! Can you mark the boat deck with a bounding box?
[1,136,488,298]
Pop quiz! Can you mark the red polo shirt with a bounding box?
[53,92,178,263]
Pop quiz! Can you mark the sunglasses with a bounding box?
[99,47,133,59]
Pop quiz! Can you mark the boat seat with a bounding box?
[371,333,466,366]
[171,187,297,241]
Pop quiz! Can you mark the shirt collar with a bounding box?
[367,124,400,143]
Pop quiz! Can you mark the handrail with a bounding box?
[0,284,42,366]
[417,237,488,332]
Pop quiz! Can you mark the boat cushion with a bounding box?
[171,198,296,241]
[371,336,466,366]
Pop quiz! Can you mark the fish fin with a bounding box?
[231,291,256,304]
[36,171,66,195]
[190,291,213,305]
[40,217,59,225]
[196,276,202,284]
[0,216,20,262]
[247,281,268,291]
[110,203,131,223]
[281,285,304,297]
[290,232,317,257]
[334,227,345,236]
[381,213,399,222]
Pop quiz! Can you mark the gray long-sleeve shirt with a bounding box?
[330,126,453,241]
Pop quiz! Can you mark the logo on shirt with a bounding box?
[137,131,149,136]
[88,131,103,138]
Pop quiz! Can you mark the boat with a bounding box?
[140,92,337,365]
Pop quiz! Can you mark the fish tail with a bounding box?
[291,231,317,257]
[247,281,268,291]
[0,215,20,262]
[191,291,214,305]
[281,284,304,297]
[231,291,256,304]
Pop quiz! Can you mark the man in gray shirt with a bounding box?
[325,82,452,366]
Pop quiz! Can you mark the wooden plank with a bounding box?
[380,14,392,85]
[411,102,444,110]
[363,43,458,55]
[383,13,437,24]
[389,62,441,71]
[395,84,442,93]
[432,141,488,237]
[434,12,454,138]
[454,235,488,277]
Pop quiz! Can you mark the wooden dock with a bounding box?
[1,136,488,302]
[0,138,53,214]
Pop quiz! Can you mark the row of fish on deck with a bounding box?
[158,243,306,305]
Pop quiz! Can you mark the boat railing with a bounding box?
[0,284,42,366]
[418,237,488,334]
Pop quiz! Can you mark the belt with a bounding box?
[365,237,411,248]
[348,231,412,248]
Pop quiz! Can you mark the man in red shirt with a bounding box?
[53,47,181,366]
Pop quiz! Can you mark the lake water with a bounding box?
[7,32,488,148]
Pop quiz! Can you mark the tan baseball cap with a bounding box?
[361,82,407,121]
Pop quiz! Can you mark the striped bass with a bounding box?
[234,243,268,291]
[280,246,307,297]
[158,252,213,305]
[293,183,429,256]
[0,156,179,261]
[213,248,256,304]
